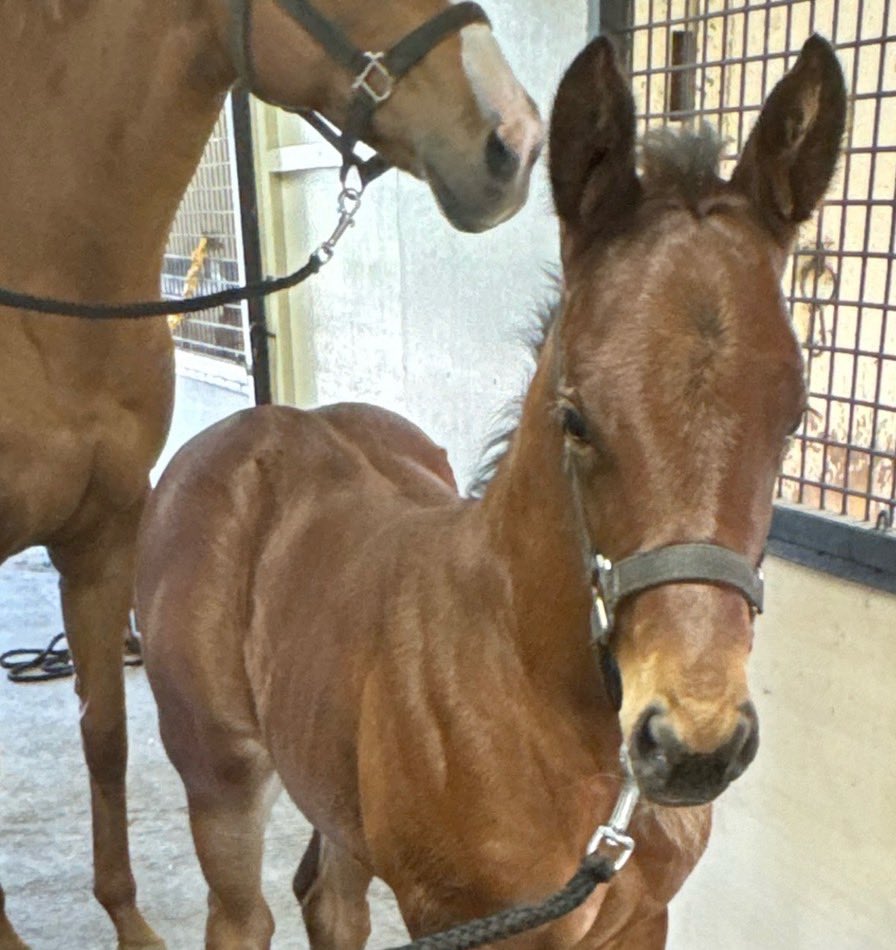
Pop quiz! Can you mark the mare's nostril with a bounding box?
[485,129,521,181]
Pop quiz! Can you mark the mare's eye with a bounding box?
[562,405,589,443]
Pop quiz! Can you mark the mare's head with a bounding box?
[548,36,845,805]
[210,0,543,231]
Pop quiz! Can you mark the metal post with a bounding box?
[230,89,272,406]
[594,0,632,65]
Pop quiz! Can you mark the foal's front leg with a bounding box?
[294,831,373,950]
[49,502,164,949]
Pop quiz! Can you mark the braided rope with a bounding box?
[388,854,616,950]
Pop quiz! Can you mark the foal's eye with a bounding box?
[562,405,589,443]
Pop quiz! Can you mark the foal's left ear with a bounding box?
[549,37,640,237]
[731,34,846,242]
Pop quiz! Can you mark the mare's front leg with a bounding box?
[293,831,373,950]
[49,500,164,949]
[0,884,30,950]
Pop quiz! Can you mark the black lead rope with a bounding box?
[0,633,74,683]
[0,252,324,320]
[0,632,143,683]
[386,854,616,950]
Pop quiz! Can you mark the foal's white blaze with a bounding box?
[460,24,544,167]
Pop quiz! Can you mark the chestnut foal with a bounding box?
[137,35,844,949]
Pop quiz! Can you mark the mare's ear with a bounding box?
[731,34,846,241]
[549,37,640,236]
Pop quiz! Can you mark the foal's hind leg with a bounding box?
[49,505,163,949]
[176,736,279,950]
[294,831,373,950]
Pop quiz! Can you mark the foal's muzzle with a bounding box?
[629,701,760,806]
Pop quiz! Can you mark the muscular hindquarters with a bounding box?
[137,404,459,841]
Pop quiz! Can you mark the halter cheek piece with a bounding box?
[590,542,764,711]
[229,0,491,187]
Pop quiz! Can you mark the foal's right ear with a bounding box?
[731,34,846,242]
[549,37,640,236]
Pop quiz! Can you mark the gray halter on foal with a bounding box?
[229,0,491,185]
[591,542,765,641]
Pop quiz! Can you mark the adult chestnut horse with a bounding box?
[0,2,541,947]
[137,34,844,950]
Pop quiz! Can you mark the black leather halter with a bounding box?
[229,0,491,186]
[591,542,765,640]
[589,542,764,713]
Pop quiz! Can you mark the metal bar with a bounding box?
[231,89,272,406]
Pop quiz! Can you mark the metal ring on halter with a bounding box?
[352,52,395,104]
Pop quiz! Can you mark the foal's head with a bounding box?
[549,37,845,805]
[210,0,543,232]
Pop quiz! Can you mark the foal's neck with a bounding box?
[481,344,601,697]
[0,0,233,297]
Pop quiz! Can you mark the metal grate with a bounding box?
[163,98,248,366]
[615,0,895,527]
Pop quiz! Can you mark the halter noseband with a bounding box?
[229,0,491,186]
[591,542,764,641]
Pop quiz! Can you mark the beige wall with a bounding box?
[669,557,896,949]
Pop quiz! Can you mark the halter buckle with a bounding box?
[352,52,395,104]
[590,554,615,642]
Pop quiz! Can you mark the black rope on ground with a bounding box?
[0,632,142,683]
[387,853,616,950]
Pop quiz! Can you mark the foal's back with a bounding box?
[137,403,459,835]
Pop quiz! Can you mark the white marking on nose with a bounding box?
[460,24,544,167]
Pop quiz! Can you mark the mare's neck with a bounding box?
[0,0,234,298]
[480,337,606,707]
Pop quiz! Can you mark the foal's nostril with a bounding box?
[485,129,521,182]
[632,707,669,775]
[631,703,760,805]
[726,702,760,782]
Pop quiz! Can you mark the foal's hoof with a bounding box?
[118,938,166,950]
[0,933,31,950]
[116,918,166,949]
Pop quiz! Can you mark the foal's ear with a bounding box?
[549,37,640,234]
[731,34,846,241]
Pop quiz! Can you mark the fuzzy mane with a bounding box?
[639,124,727,209]
[467,297,559,498]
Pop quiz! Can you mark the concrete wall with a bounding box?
[252,0,589,488]
[669,557,896,949]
